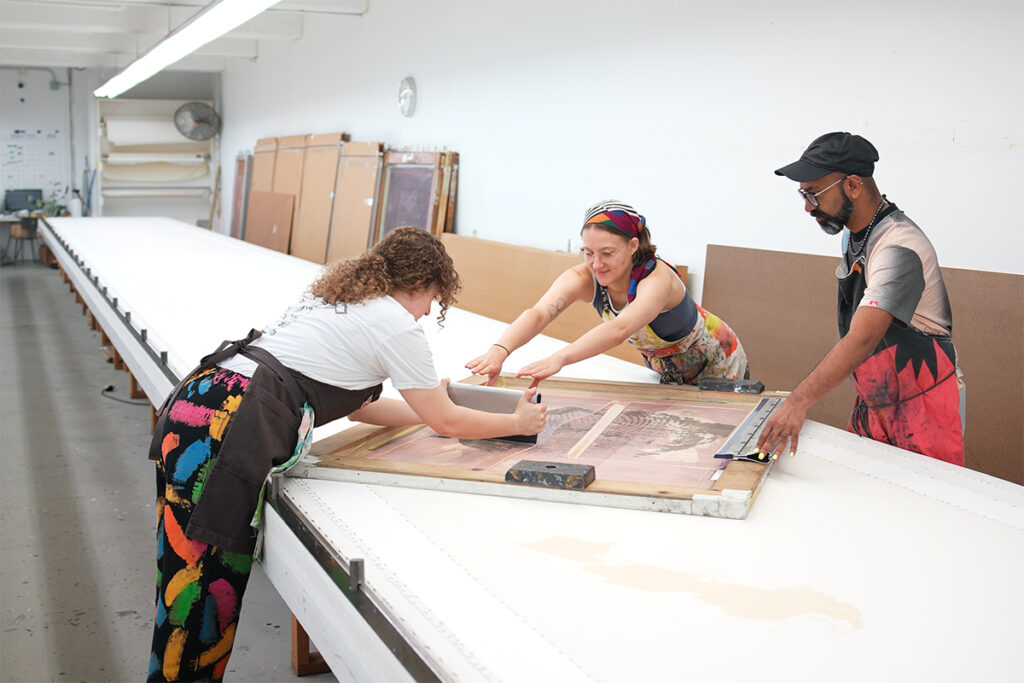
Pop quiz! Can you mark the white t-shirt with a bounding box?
[220,295,439,391]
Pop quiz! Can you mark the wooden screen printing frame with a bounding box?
[371,151,444,244]
[294,377,776,519]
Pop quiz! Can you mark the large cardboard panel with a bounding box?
[250,138,276,192]
[254,137,277,153]
[245,139,278,241]
[273,136,307,253]
[942,267,1024,484]
[305,132,346,147]
[291,138,342,263]
[702,244,1023,485]
[244,191,294,254]
[442,234,641,365]
[702,245,849,424]
[326,142,382,263]
[276,135,307,150]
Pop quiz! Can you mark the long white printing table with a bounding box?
[40,217,1024,682]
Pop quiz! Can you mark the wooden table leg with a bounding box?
[291,613,330,676]
[129,372,146,399]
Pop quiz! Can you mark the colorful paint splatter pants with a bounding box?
[639,305,748,385]
[148,367,255,682]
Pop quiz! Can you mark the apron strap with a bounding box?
[238,345,306,408]
[155,328,264,416]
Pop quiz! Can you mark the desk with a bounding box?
[39,216,1024,682]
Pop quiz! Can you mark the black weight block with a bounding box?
[505,460,595,490]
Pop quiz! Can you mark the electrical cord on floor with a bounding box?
[100,384,151,405]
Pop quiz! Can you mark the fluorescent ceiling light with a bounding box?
[94,0,281,99]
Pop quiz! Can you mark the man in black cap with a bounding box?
[757,132,964,465]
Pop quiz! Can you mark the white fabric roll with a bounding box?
[101,188,209,198]
[104,117,186,146]
[101,162,209,183]
[105,153,207,165]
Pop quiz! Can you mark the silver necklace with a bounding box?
[848,196,888,258]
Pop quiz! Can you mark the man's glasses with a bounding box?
[798,175,849,207]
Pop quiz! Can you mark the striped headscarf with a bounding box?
[582,200,657,303]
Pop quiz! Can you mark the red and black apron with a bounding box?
[837,257,964,465]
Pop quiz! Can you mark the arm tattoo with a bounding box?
[545,297,567,321]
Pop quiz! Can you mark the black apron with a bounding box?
[149,330,382,552]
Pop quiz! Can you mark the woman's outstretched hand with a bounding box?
[465,345,509,386]
[515,355,564,389]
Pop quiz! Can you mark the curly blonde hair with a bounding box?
[310,227,462,323]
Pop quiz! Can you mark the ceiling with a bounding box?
[0,0,368,73]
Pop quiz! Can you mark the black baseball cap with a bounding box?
[775,132,879,181]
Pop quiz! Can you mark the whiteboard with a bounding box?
[2,128,69,202]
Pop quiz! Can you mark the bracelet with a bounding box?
[491,343,511,357]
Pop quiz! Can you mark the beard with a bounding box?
[811,187,853,235]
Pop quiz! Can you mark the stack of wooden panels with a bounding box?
[240,134,458,265]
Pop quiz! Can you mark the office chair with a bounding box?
[5,217,40,264]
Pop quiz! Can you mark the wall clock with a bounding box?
[399,76,417,117]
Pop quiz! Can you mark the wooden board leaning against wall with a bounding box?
[325,142,384,263]
[272,134,308,253]
[702,244,1024,486]
[244,137,292,252]
[289,132,345,263]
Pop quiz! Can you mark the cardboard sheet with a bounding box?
[290,132,345,263]
[326,142,383,262]
[272,135,307,253]
[244,191,294,254]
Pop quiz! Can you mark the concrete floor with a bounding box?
[1,262,336,682]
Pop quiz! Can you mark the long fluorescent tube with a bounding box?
[94,0,281,99]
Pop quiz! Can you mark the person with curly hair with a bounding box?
[146,227,545,682]
[466,200,748,387]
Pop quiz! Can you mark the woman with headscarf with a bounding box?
[147,227,545,682]
[466,200,747,386]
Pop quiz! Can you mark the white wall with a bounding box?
[70,68,103,203]
[2,67,219,218]
[219,0,1022,300]
[1,67,73,205]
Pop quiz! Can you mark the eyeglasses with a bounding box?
[798,175,849,207]
[580,244,626,262]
